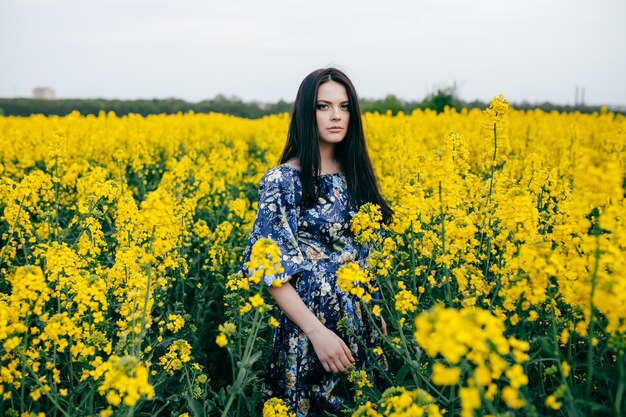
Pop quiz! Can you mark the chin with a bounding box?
[320,135,347,144]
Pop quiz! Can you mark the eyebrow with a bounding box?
[316,99,350,104]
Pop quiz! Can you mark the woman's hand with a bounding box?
[307,325,355,374]
[266,283,355,373]
[381,317,388,336]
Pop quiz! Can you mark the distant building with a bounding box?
[253,101,271,110]
[33,87,56,99]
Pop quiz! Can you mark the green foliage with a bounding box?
[421,83,463,113]
[1,91,618,119]
[0,97,291,119]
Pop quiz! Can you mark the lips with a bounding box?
[328,127,343,132]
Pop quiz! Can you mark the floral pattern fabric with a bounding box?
[240,164,387,416]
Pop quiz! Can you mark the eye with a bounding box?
[340,103,350,110]
[316,103,329,110]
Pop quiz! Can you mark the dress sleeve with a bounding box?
[240,168,310,286]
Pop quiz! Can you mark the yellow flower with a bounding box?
[372,305,382,317]
[245,238,285,284]
[501,386,525,409]
[228,198,247,219]
[371,386,440,416]
[218,322,237,336]
[106,390,121,406]
[336,263,375,302]
[545,394,562,410]
[91,356,155,407]
[350,203,383,244]
[505,364,528,388]
[166,314,185,334]
[459,386,481,417]
[561,361,571,378]
[215,334,228,348]
[158,340,192,375]
[431,363,461,386]
[249,294,265,309]
[474,366,492,386]
[239,303,252,315]
[263,397,295,417]
[394,283,417,315]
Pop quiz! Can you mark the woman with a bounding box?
[240,67,393,416]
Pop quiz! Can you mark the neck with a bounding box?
[318,142,338,173]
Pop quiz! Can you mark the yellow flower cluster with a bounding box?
[262,397,296,417]
[5,265,51,319]
[337,262,376,303]
[351,202,383,244]
[166,314,185,334]
[158,339,192,375]
[240,293,266,315]
[348,368,374,400]
[87,355,155,407]
[245,238,285,286]
[207,221,234,271]
[414,306,529,414]
[215,322,237,348]
[394,281,417,315]
[368,236,397,276]
[353,387,442,417]
[431,363,461,386]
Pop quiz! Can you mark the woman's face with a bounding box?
[315,80,350,146]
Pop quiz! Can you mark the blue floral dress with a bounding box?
[240,164,387,416]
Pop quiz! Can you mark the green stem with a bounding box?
[585,236,600,400]
[221,309,262,417]
[476,122,498,263]
[362,305,446,403]
[137,229,155,357]
[0,196,26,270]
[474,377,499,416]
[22,355,71,417]
[409,219,417,296]
[438,181,452,304]
[616,354,625,417]
[19,328,28,412]
[548,292,577,410]
[54,152,60,243]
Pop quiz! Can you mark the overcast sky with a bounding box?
[1,0,625,106]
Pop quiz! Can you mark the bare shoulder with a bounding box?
[280,158,301,171]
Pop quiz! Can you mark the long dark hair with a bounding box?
[279,67,393,224]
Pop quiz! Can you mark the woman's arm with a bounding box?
[267,282,355,374]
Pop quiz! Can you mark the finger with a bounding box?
[340,341,355,363]
[328,363,339,374]
[334,359,348,374]
[321,361,330,373]
[338,352,352,370]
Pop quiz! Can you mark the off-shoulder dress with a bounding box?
[240,164,386,416]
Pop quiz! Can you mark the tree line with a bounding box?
[0,88,618,118]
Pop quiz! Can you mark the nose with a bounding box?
[331,107,341,120]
